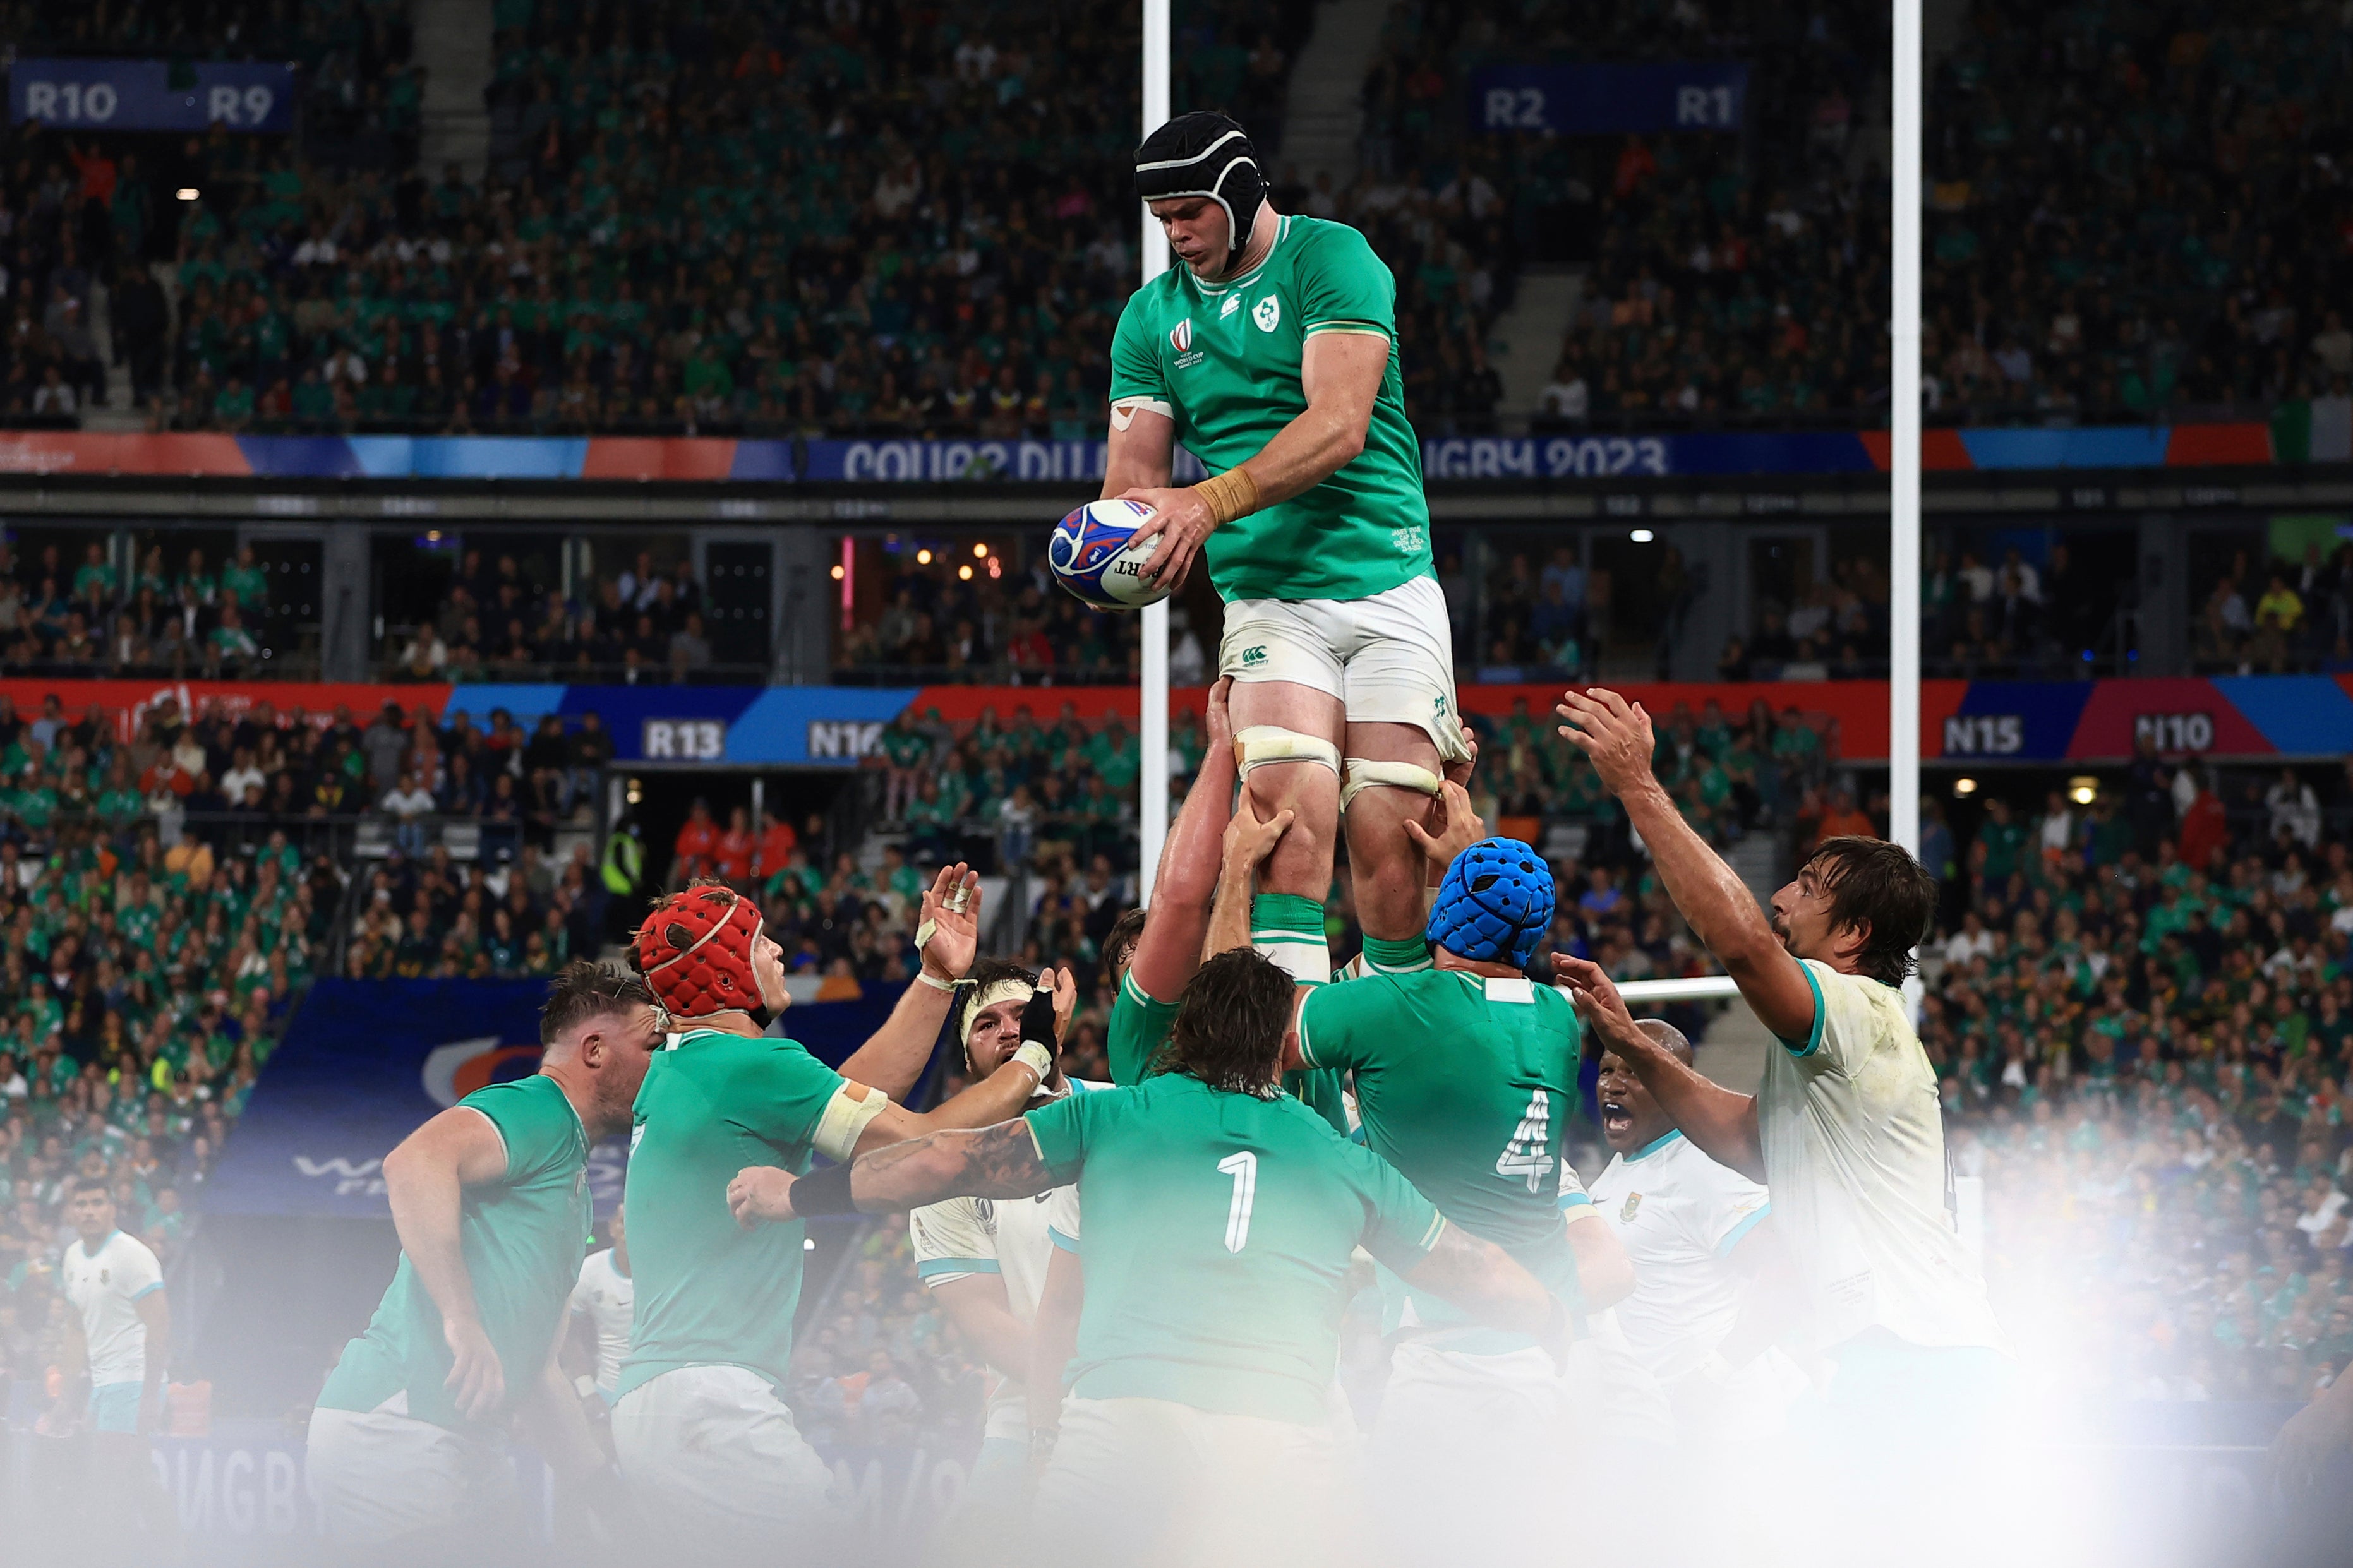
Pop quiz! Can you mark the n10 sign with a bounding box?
[1471,64,1747,136]
[9,59,296,133]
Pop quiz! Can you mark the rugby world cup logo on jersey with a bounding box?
[1170,317,1205,370]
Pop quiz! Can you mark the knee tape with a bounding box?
[1340,758,1444,810]
[1234,726,1341,780]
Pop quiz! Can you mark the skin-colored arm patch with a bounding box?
[812,1081,890,1164]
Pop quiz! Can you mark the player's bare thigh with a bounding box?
[1227,678,1344,895]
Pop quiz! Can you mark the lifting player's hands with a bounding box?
[728,1165,798,1229]
[1203,676,1236,755]
[1222,790,1295,871]
[915,863,983,983]
[1442,720,1479,790]
[442,1314,507,1421]
[1403,779,1486,878]
[1555,687,1658,798]
[1118,484,1217,589]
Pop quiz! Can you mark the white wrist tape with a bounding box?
[915,968,957,992]
[1010,1041,1055,1079]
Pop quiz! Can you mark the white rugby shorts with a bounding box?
[611,1363,843,1562]
[1217,576,1467,762]
[305,1399,514,1545]
[1032,1394,1363,1568]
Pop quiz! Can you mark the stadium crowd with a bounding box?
[0,538,293,679]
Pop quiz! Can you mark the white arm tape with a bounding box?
[812,1082,890,1164]
[1340,758,1444,810]
[1109,398,1174,430]
[1234,726,1340,778]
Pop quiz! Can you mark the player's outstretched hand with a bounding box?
[1203,676,1235,755]
[1034,964,1079,1046]
[1404,779,1486,875]
[1555,687,1657,798]
[1222,791,1294,871]
[1119,485,1216,589]
[916,863,982,982]
[728,1166,799,1229]
[442,1314,507,1421]
[1552,955,1645,1054]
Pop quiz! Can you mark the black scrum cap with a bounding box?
[1135,111,1267,269]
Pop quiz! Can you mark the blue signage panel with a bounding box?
[9,58,297,133]
[1469,63,1748,135]
[206,979,912,1218]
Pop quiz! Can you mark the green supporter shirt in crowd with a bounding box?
[1107,214,1432,604]
[1107,969,1350,1135]
[1299,969,1582,1345]
[1025,1072,1445,1424]
[316,1073,590,1433]
[617,1026,845,1401]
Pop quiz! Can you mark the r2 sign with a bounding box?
[2134,713,2213,753]
[1482,87,1548,130]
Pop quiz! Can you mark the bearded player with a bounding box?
[908,959,1088,1548]
[613,870,1069,1561]
[1106,110,1464,994]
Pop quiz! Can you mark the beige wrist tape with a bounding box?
[1194,465,1260,525]
[1011,1041,1056,1079]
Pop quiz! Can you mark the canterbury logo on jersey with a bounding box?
[1241,645,1267,665]
[1169,319,1193,352]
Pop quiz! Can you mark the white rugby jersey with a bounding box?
[1759,959,2005,1353]
[568,1247,635,1396]
[61,1229,164,1385]
[1591,1130,1770,1382]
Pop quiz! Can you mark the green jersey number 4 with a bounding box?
[1496,1090,1555,1194]
[1219,1151,1258,1253]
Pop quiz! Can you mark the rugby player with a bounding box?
[908,955,1090,1543]
[1555,686,2008,1553]
[1105,110,1465,995]
[563,1201,632,1410]
[55,1175,174,1545]
[725,949,1572,1568]
[306,962,663,1552]
[613,869,1068,1561]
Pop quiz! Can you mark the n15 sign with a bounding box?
[1470,64,1747,136]
[9,59,296,133]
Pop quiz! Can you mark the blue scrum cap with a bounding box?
[1426,838,1555,969]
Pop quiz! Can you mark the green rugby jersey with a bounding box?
[1299,969,1581,1341]
[617,1026,844,1401]
[1108,213,1432,604]
[1025,1072,1443,1423]
[318,1073,590,1432]
[1108,968,1351,1135]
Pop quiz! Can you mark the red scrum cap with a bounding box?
[631,883,765,1018]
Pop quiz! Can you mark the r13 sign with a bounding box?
[642,719,726,760]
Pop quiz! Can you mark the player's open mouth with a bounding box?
[1601,1099,1632,1136]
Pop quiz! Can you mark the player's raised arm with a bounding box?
[1555,687,1818,1041]
[1556,955,1766,1183]
[836,863,982,1099]
[381,1103,515,1421]
[1126,678,1240,1005]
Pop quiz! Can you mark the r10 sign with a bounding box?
[8,59,297,133]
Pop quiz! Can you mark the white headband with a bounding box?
[959,978,1034,1052]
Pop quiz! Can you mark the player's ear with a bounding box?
[1279,1026,1304,1074]
[577,1028,606,1069]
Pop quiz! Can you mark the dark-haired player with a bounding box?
[1105,111,1465,998]
[611,873,1065,1561]
[306,961,665,1550]
[1555,686,2007,1554]
[908,957,1088,1540]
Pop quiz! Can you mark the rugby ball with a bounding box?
[1047,498,1171,611]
